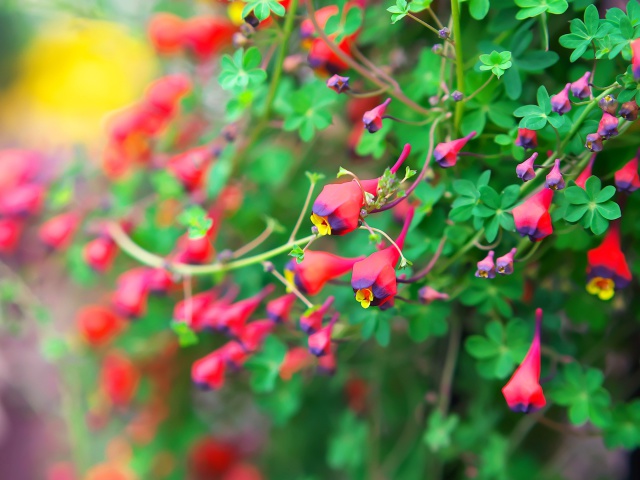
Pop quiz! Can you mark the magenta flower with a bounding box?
[300,296,334,334]
[418,286,449,305]
[550,83,571,115]
[515,128,537,150]
[575,155,596,189]
[619,100,638,121]
[433,131,477,168]
[570,71,591,99]
[585,133,603,152]
[512,189,554,242]
[614,155,640,193]
[475,251,496,279]
[597,112,619,139]
[308,313,338,357]
[516,152,538,182]
[545,159,565,191]
[363,98,391,133]
[496,248,517,275]
[327,74,350,94]
[598,94,618,115]
[632,38,640,80]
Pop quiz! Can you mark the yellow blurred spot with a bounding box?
[0,16,157,145]
[586,277,615,301]
[310,213,331,235]
[284,268,295,293]
[355,288,373,309]
[228,1,246,26]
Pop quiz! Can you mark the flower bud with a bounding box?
[433,131,477,168]
[585,133,603,152]
[432,44,443,54]
[496,248,517,275]
[451,91,463,102]
[515,128,537,150]
[598,94,618,115]
[326,74,350,94]
[545,159,565,191]
[475,251,496,279]
[619,100,638,121]
[308,313,338,357]
[569,71,591,99]
[418,286,449,305]
[363,98,391,133]
[512,189,554,242]
[438,27,450,39]
[550,83,571,115]
[516,152,538,182]
[597,112,619,139]
[614,156,640,193]
[632,38,640,80]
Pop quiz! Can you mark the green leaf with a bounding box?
[596,201,621,220]
[479,51,512,78]
[564,186,590,205]
[469,0,490,20]
[244,336,287,393]
[171,321,199,347]
[242,0,286,21]
[289,244,305,263]
[177,205,213,239]
[328,412,369,470]
[603,401,640,449]
[423,411,459,452]
[218,47,266,91]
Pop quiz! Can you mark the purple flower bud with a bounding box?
[475,251,496,279]
[619,100,638,121]
[598,94,618,115]
[516,152,538,182]
[585,133,603,152]
[438,27,450,39]
[326,74,350,94]
[545,159,565,191]
[515,128,537,150]
[496,248,517,275]
[363,98,391,133]
[418,286,450,305]
[451,91,463,102]
[597,112,619,139]
[570,71,591,99]
[432,44,443,54]
[551,83,572,115]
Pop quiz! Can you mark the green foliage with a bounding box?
[242,0,286,22]
[423,410,459,452]
[327,411,369,472]
[563,176,621,235]
[177,205,213,239]
[469,0,490,21]
[559,4,613,62]
[171,321,199,347]
[479,51,512,78]
[515,0,568,20]
[603,400,640,449]
[473,184,519,242]
[282,81,336,141]
[218,47,267,91]
[244,336,287,393]
[289,244,305,263]
[513,85,565,130]
[449,170,491,223]
[325,1,363,43]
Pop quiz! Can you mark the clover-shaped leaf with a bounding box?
[218,47,267,91]
[423,411,459,452]
[289,244,305,263]
[479,51,512,79]
[563,176,621,235]
[560,5,613,62]
[513,85,565,130]
[603,400,640,450]
[472,184,519,242]
[178,205,213,239]
[283,82,336,141]
[387,0,410,23]
[449,170,491,222]
[515,0,568,20]
[242,0,286,22]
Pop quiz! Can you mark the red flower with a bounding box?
[363,98,391,133]
[351,208,414,308]
[0,149,41,194]
[300,296,334,333]
[0,183,44,217]
[218,341,250,369]
[575,154,596,188]
[475,250,496,279]
[148,13,185,55]
[308,313,338,356]
[0,218,24,254]
[77,305,124,347]
[198,287,242,332]
[614,155,640,193]
[167,145,216,191]
[188,437,239,480]
[317,345,337,375]
[632,38,640,80]
[515,128,537,150]
[238,320,275,352]
[285,251,362,295]
[217,284,275,337]
[433,131,477,168]
[280,347,314,380]
[39,212,81,250]
[266,293,297,323]
[112,268,151,319]
[182,16,235,61]
[570,71,591,99]
[144,74,192,118]
[597,112,619,139]
[173,288,220,328]
[418,286,449,305]
[586,221,631,300]
[147,267,175,294]
[512,189,554,242]
[550,83,571,115]
[516,152,538,182]
[101,352,140,407]
[501,308,545,413]
[192,351,226,390]
[83,237,119,272]
[545,159,565,190]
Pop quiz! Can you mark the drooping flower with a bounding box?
[217,284,275,337]
[515,128,538,150]
[181,16,236,62]
[285,251,363,295]
[418,286,449,305]
[83,237,119,272]
[619,100,638,121]
[550,83,571,115]
[575,154,596,189]
[496,248,517,275]
[101,351,140,407]
[327,74,350,93]
[597,112,619,139]
[0,218,24,254]
[197,286,241,332]
[167,145,216,191]
[516,152,538,182]
[631,38,640,80]
[39,212,81,250]
[299,296,334,334]
[501,308,546,413]
[585,133,603,152]
[545,159,565,191]
[77,305,124,347]
[586,221,632,300]
[351,208,414,308]
[147,267,175,294]
[614,155,640,193]
[308,313,338,356]
[317,345,337,375]
[475,251,496,279]
[192,351,226,390]
[266,293,297,323]
[598,94,618,115]
[173,288,221,328]
[570,71,591,99]
[279,347,314,380]
[218,341,250,370]
[112,268,151,319]
[363,98,392,133]
[512,189,554,242]
[433,131,477,168]
[238,320,275,352]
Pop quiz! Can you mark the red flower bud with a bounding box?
[182,16,236,62]
[39,212,81,250]
[0,183,44,217]
[575,154,596,189]
[585,133,603,152]
[198,286,241,332]
[632,38,640,80]
[266,293,297,323]
[512,189,554,242]
[327,74,350,93]
[192,351,226,390]
[77,305,124,347]
[514,128,537,150]
[308,313,338,357]
[363,98,391,133]
[0,218,24,254]
[475,250,496,279]
[550,83,571,115]
[83,237,119,272]
[286,251,363,296]
[570,71,591,99]
[586,221,631,300]
[619,100,639,121]
[433,131,477,168]
[418,286,449,305]
[614,155,640,193]
[545,158,565,191]
[597,112,619,139]
[144,74,192,117]
[147,268,175,294]
[300,296,334,334]
[279,347,314,380]
[502,308,545,413]
[238,320,275,352]
[112,268,151,318]
[101,352,139,407]
[218,341,250,369]
[167,145,216,191]
[173,288,220,327]
[217,284,275,337]
[148,13,185,55]
[317,345,337,375]
[188,437,239,479]
[516,152,538,182]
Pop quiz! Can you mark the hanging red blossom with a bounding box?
[614,155,640,193]
[39,212,81,250]
[575,155,596,189]
[77,305,124,347]
[586,221,632,300]
[299,296,335,334]
[285,252,362,295]
[433,131,477,168]
[266,293,297,323]
[308,313,338,357]
[512,189,554,242]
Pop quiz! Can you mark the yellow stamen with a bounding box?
[586,277,615,301]
[284,268,295,293]
[310,213,331,236]
[355,288,374,309]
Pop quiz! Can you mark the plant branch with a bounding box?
[451,0,465,132]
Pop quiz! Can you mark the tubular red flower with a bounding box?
[575,155,596,189]
[433,131,477,168]
[218,341,250,370]
[0,218,24,254]
[112,268,151,319]
[144,74,192,117]
[512,189,554,242]
[515,128,537,150]
[597,112,619,139]
[586,221,631,300]
[286,251,363,295]
[496,248,517,275]
[351,208,414,308]
[0,149,41,194]
[173,288,220,328]
[101,352,140,407]
[516,152,538,182]
[418,286,449,305]
[181,16,236,62]
[363,98,391,133]
[266,293,297,323]
[39,212,81,250]
[299,296,334,334]
[570,71,591,99]
[217,284,275,337]
[238,320,275,352]
[192,351,226,390]
[614,155,640,193]
[308,313,338,357]
[550,83,571,115]
[167,145,216,191]
[501,308,546,413]
[280,347,314,380]
[147,268,175,294]
[0,183,44,217]
[83,237,119,272]
[632,38,640,80]
[77,305,124,347]
[317,345,337,375]
[148,13,185,55]
[475,251,496,278]
[545,159,565,191]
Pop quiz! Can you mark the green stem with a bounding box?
[289,179,317,242]
[462,74,494,103]
[451,0,465,133]
[407,13,448,39]
[437,315,461,414]
[540,12,549,51]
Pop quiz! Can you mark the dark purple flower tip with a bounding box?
[496,248,517,275]
[597,112,619,139]
[327,74,350,94]
[570,71,591,99]
[516,152,538,182]
[585,133,603,152]
[451,90,463,102]
[619,100,638,121]
[598,94,618,115]
[551,83,572,115]
[515,128,537,150]
[438,27,450,39]
[545,159,565,191]
[475,250,496,279]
